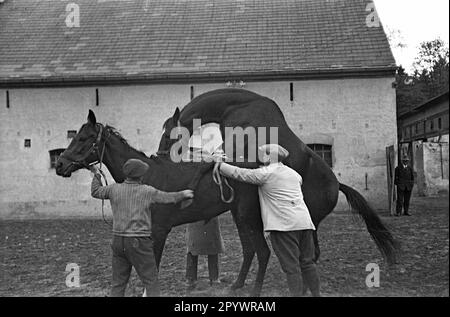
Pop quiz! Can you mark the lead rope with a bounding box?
[212,162,235,203]
[97,142,112,228]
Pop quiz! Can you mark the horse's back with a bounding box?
[181,89,273,124]
[178,89,340,223]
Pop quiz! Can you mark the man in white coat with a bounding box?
[216,144,320,297]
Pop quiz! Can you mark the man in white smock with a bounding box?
[216,144,320,297]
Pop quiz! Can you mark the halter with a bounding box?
[60,124,109,170]
[60,124,111,226]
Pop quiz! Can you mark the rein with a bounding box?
[93,126,112,227]
[61,124,112,227]
[212,162,235,203]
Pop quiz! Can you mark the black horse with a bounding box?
[55,110,268,295]
[158,88,399,293]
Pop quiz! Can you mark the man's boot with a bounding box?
[302,267,320,297]
[286,273,302,297]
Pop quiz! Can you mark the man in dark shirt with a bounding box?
[394,155,415,216]
[91,158,194,296]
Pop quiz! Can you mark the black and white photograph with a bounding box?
[0,0,448,302]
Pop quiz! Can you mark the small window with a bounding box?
[415,123,419,134]
[190,86,194,100]
[95,88,99,106]
[430,120,434,131]
[67,130,77,138]
[6,90,10,108]
[49,149,65,168]
[307,144,332,167]
[438,118,442,130]
[24,139,31,148]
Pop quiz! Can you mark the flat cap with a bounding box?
[259,144,290,161]
[122,159,149,178]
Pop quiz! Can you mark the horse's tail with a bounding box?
[339,183,399,265]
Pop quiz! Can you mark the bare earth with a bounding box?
[1,195,448,297]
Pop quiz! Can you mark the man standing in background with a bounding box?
[395,155,415,216]
[185,217,224,293]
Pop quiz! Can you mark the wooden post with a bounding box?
[386,145,396,216]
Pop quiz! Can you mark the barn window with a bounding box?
[438,117,442,130]
[49,149,65,168]
[307,144,332,167]
[67,130,77,138]
[430,120,434,131]
[6,90,10,108]
[190,86,194,100]
[95,88,99,106]
[24,139,31,148]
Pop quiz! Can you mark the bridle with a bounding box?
[60,123,112,226]
[60,124,109,170]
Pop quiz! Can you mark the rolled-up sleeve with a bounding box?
[219,163,270,185]
[91,174,112,199]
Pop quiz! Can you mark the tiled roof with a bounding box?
[0,0,396,85]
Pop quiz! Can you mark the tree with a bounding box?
[414,39,449,99]
[396,39,449,116]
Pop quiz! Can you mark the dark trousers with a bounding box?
[396,187,412,215]
[270,230,320,296]
[186,252,219,282]
[111,236,160,297]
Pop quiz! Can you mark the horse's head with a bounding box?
[56,110,106,177]
[157,107,182,155]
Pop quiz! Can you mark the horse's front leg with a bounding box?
[249,228,270,297]
[232,186,270,297]
[152,225,171,268]
[230,208,256,291]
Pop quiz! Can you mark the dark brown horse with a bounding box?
[158,88,399,289]
[55,110,269,294]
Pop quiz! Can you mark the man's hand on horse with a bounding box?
[181,190,194,200]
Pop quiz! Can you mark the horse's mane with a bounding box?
[104,124,149,158]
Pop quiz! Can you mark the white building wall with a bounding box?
[0,77,397,218]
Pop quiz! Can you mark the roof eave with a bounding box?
[0,66,398,89]
[398,90,450,120]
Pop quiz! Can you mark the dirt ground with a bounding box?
[1,195,448,297]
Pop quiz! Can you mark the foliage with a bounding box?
[396,39,449,116]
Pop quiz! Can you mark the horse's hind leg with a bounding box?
[230,209,256,290]
[250,229,270,297]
